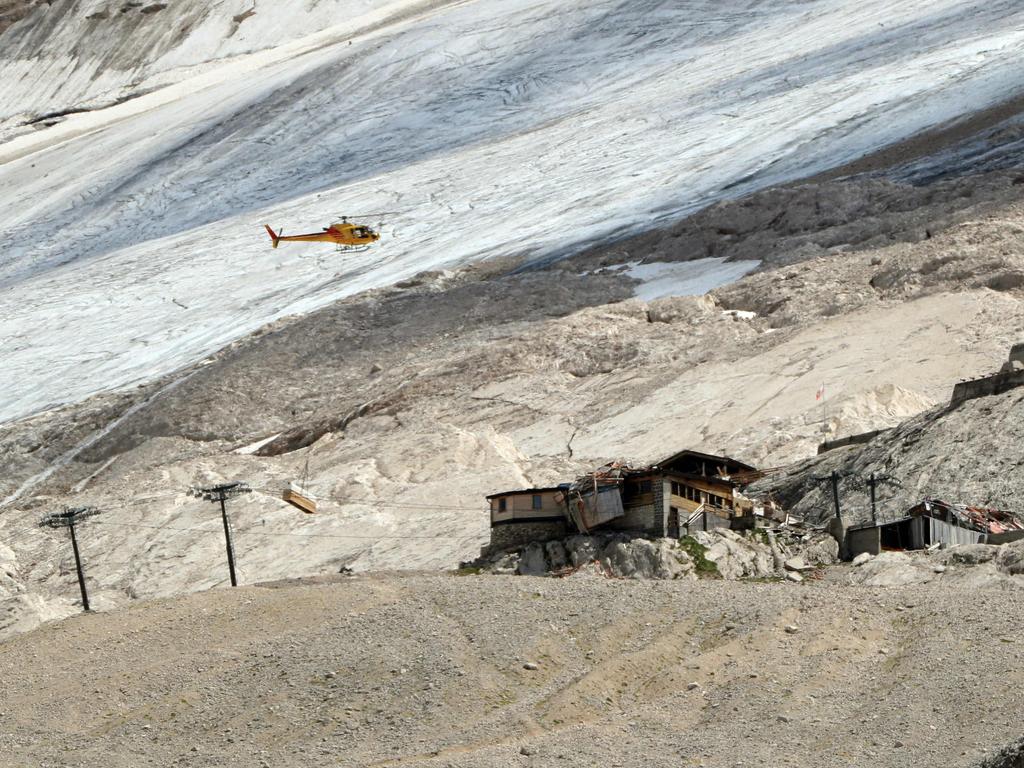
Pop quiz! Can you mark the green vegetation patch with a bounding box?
[677,536,721,578]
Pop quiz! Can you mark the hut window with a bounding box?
[675,484,701,503]
[532,494,543,510]
[498,498,507,512]
[640,479,652,493]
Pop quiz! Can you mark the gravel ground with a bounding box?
[1,573,1021,768]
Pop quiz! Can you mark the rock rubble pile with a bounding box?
[848,540,1024,588]
[474,528,839,581]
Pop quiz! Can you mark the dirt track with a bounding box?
[1,573,1020,767]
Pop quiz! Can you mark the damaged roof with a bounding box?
[654,449,757,476]
[908,499,1024,534]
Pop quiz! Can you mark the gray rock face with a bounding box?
[998,541,1024,575]
[505,534,697,580]
[801,536,840,565]
[565,536,601,568]
[696,530,776,580]
[757,384,1024,527]
[941,544,999,566]
[517,543,549,576]
[544,540,569,572]
[601,538,690,580]
[489,529,839,581]
[0,543,50,636]
[846,541,1024,588]
[490,552,520,575]
[568,174,1024,280]
[852,553,936,587]
[975,736,1024,768]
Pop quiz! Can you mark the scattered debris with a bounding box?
[908,499,1024,537]
[472,527,838,581]
[847,498,1024,558]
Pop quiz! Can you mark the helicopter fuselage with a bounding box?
[264,222,380,249]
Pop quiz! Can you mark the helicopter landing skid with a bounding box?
[336,245,372,254]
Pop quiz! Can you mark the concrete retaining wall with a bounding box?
[987,529,1024,546]
[847,526,881,558]
[951,369,1024,406]
[818,429,890,455]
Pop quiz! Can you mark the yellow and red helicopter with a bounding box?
[263,216,389,253]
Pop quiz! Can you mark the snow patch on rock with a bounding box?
[625,259,761,301]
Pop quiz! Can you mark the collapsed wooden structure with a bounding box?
[485,450,777,551]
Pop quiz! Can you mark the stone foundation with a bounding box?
[486,519,567,554]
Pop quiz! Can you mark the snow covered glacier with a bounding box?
[1,0,1023,423]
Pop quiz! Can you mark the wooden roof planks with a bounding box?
[283,483,318,514]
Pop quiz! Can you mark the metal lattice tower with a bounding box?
[39,506,101,612]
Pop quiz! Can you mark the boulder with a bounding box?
[852,552,873,567]
[491,552,520,574]
[703,533,776,579]
[850,552,935,586]
[800,535,840,565]
[938,544,998,566]
[545,540,569,571]
[517,543,548,576]
[996,540,1024,575]
[565,536,602,568]
[600,538,691,580]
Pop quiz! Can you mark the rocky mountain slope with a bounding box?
[2,168,1024,636]
[3,0,1024,680]
[757,380,1024,526]
[3,3,1024,762]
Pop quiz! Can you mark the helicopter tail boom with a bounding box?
[264,224,281,248]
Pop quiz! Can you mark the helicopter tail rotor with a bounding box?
[264,225,281,249]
